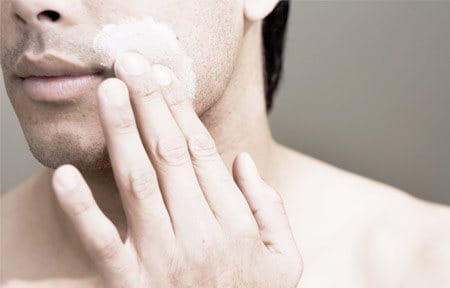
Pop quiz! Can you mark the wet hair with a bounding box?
[262,1,290,112]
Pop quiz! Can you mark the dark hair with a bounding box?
[262,1,290,112]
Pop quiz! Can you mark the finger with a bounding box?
[232,153,297,254]
[159,76,258,235]
[114,52,217,238]
[96,78,174,250]
[52,165,140,287]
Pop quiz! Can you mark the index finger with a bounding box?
[114,52,218,239]
[96,78,175,252]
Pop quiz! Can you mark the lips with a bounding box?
[22,74,102,103]
[15,52,107,103]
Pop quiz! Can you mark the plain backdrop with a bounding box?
[1,1,449,205]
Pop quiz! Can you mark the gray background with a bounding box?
[1,1,449,205]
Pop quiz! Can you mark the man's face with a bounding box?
[1,0,244,170]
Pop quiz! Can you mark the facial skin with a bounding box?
[3,2,450,287]
[1,0,244,171]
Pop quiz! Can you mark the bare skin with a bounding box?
[1,0,450,287]
[2,145,450,287]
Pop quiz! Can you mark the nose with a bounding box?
[12,0,78,29]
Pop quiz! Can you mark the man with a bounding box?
[1,0,449,287]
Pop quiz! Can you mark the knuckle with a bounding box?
[61,187,93,217]
[67,197,93,217]
[128,167,158,200]
[91,230,121,262]
[155,136,190,166]
[164,88,190,110]
[137,85,162,104]
[187,133,217,161]
[112,112,136,134]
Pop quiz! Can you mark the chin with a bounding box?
[26,130,112,171]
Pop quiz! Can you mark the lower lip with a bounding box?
[22,74,102,103]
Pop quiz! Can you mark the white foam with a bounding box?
[93,17,196,99]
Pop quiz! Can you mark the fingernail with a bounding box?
[117,52,147,75]
[54,165,78,191]
[152,64,173,86]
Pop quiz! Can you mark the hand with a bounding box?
[51,52,303,287]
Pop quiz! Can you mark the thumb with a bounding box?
[232,152,296,254]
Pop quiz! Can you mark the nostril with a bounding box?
[37,10,61,22]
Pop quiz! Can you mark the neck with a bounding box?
[201,21,275,177]
[45,21,277,239]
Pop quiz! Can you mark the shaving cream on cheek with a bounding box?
[93,17,196,99]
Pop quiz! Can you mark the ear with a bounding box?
[244,0,279,21]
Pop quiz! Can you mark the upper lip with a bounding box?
[14,52,104,79]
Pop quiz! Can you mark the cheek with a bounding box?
[173,4,244,113]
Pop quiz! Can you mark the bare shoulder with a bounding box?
[274,144,450,288]
[1,169,100,287]
[0,168,49,232]
[1,169,50,285]
[1,168,52,234]
[366,195,450,288]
